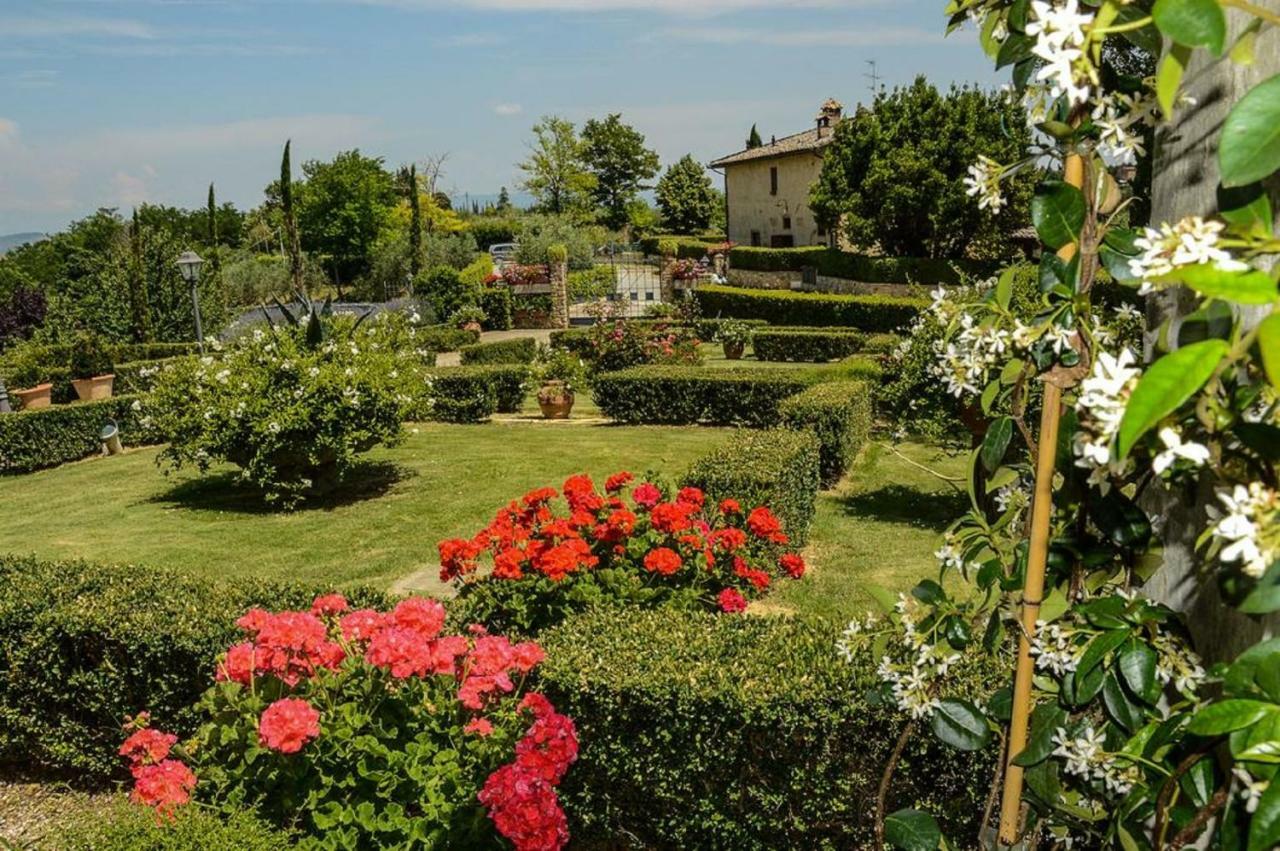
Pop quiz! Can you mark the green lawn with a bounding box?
[0,422,962,619]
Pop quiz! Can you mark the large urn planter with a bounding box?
[12,383,53,410]
[537,381,575,419]
[71,374,115,401]
[722,341,745,360]
[461,321,483,335]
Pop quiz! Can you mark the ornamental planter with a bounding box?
[722,341,745,360]
[71,374,115,401]
[536,381,574,419]
[12,383,53,410]
[461,321,483,334]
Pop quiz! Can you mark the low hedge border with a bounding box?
[752,327,866,362]
[591,366,820,427]
[458,336,538,365]
[416,326,482,353]
[0,555,394,780]
[538,607,1002,850]
[549,319,768,358]
[727,246,1001,285]
[420,365,530,422]
[694,284,928,332]
[780,381,873,486]
[0,395,155,475]
[681,427,820,544]
[637,234,726,259]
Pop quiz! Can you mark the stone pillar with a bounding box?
[1142,6,1280,660]
[547,243,570,330]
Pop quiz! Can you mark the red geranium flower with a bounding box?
[747,507,788,543]
[120,728,177,768]
[650,501,694,533]
[130,759,196,816]
[780,553,807,579]
[604,471,633,493]
[631,482,662,509]
[310,593,348,617]
[392,597,446,639]
[643,547,682,576]
[718,498,741,515]
[718,588,748,613]
[340,609,388,643]
[216,642,257,685]
[258,698,321,754]
[465,717,494,737]
[676,486,705,508]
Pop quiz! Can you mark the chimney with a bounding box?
[816,98,844,136]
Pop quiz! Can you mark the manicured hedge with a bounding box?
[863,332,903,355]
[591,366,820,427]
[694,284,928,332]
[637,234,726,258]
[420,365,530,422]
[0,555,394,779]
[549,318,768,357]
[458,336,538,365]
[538,607,1001,850]
[831,354,887,383]
[728,246,1000,285]
[0,395,154,474]
[56,801,293,850]
[479,286,514,332]
[681,428,820,544]
[780,381,873,485]
[752,327,866,362]
[416,326,482,353]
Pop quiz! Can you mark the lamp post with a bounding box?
[175,251,206,354]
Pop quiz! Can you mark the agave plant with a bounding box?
[261,291,369,350]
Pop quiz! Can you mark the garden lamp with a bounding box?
[176,251,206,354]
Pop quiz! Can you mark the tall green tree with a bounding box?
[809,77,1035,258]
[295,149,397,285]
[206,184,221,277]
[406,164,423,277]
[128,209,151,342]
[580,114,660,230]
[516,116,595,217]
[280,141,304,292]
[655,155,718,234]
[746,124,763,149]
[496,186,512,213]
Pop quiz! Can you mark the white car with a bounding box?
[488,242,519,268]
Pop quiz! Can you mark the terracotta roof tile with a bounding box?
[709,127,837,168]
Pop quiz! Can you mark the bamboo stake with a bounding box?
[996,152,1084,846]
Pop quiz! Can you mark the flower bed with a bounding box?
[779,381,873,485]
[0,395,155,474]
[751,327,868,362]
[438,473,807,634]
[120,595,578,850]
[693,284,928,332]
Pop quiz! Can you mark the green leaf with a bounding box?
[1091,490,1153,549]
[1161,263,1278,304]
[1187,699,1277,735]
[1241,561,1280,615]
[1157,44,1192,117]
[1077,627,1131,678]
[996,34,1034,69]
[1119,643,1159,703]
[996,267,1014,309]
[1115,1,1162,55]
[1257,313,1280,391]
[1221,73,1280,187]
[930,698,992,751]
[1152,0,1226,53]
[981,416,1013,472]
[1013,702,1067,766]
[1116,339,1230,459]
[1103,669,1145,731]
[885,809,941,851]
[864,583,898,614]
[1031,180,1086,249]
[1248,779,1280,851]
[912,579,945,605]
[1218,182,1274,237]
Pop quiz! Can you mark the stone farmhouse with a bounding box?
[709,99,844,249]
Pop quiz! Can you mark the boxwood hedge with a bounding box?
[681,428,820,544]
[780,381,873,485]
[458,336,538,365]
[0,395,155,474]
[752,327,866,362]
[727,246,999,285]
[591,366,820,427]
[0,555,393,779]
[538,607,1002,851]
[549,318,768,358]
[694,284,928,332]
[415,326,481,353]
[419,365,530,422]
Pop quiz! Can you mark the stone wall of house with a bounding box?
[726,267,927,297]
[723,152,827,248]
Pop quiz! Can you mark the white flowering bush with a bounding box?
[845,0,1280,846]
[148,307,429,507]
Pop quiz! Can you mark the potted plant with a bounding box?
[451,305,487,334]
[533,345,585,419]
[68,331,115,401]
[6,356,52,410]
[717,319,752,360]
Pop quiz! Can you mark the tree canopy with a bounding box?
[516,116,596,217]
[580,114,660,230]
[655,155,719,235]
[293,149,397,284]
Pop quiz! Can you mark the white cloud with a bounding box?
[668,26,945,46]
[110,168,155,207]
[0,15,157,39]
[493,103,523,116]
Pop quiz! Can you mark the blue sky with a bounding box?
[0,0,1001,234]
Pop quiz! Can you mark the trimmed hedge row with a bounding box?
[695,284,928,332]
[0,555,394,779]
[780,381,873,485]
[549,318,769,358]
[637,234,725,259]
[479,286,514,332]
[420,365,530,422]
[752,327,867,362]
[591,366,820,427]
[458,336,538,365]
[681,428,820,544]
[0,395,154,474]
[728,246,1000,285]
[539,607,1001,850]
[416,326,482,353]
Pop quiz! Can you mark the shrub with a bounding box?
[728,246,1001,284]
[779,381,873,485]
[863,332,902,354]
[637,235,724,259]
[681,428,820,544]
[416,265,481,321]
[148,309,422,507]
[466,216,520,250]
[752,327,866,362]
[459,336,538,365]
[537,607,1002,851]
[422,365,530,420]
[694,284,928,331]
[120,596,579,850]
[54,801,292,850]
[68,331,114,380]
[568,320,703,375]
[0,395,154,474]
[113,356,195,395]
[591,366,819,427]
[480,285,514,331]
[416,325,481,352]
[548,318,767,358]
[0,286,46,350]
[0,554,394,779]
[566,265,616,300]
[438,473,807,634]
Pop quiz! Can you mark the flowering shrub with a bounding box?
[579,320,702,374]
[146,308,431,506]
[437,473,806,633]
[121,594,578,850]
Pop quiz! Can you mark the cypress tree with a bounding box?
[746,124,763,149]
[407,163,422,278]
[280,140,304,293]
[207,183,221,276]
[128,209,152,342]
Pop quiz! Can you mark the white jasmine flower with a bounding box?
[964,156,1006,212]
[1210,483,1276,578]
[1129,217,1248,294]
[1151,427,1211,474]
[1234,768,1268,814]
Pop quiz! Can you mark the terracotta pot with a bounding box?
[722,341,745,360]
[12,383,53,410]
[461,321,483,334]
[71,374,115,401]
[537,382,575,419]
